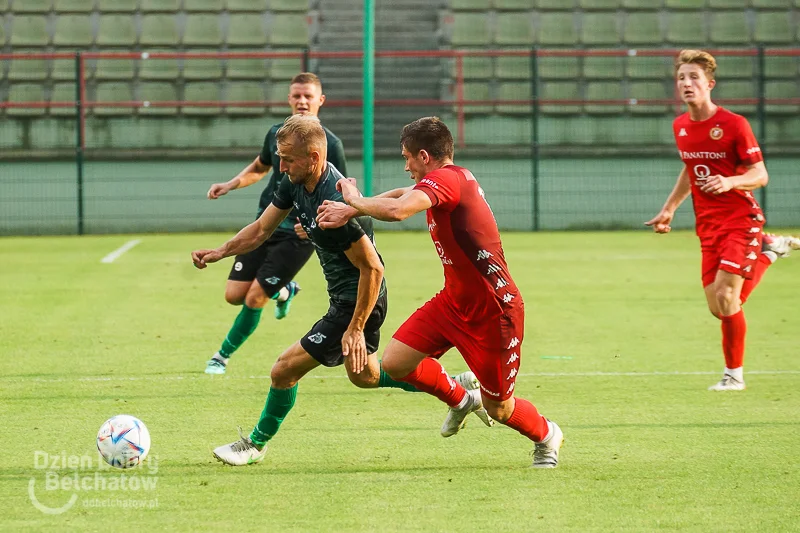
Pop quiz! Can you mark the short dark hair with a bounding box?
[291,72,322,89]
[400,116,454,160]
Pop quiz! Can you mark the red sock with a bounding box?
[740,254,772,305]
[398,357,466,408]
[505,398,550,442]
[720,309,747,369]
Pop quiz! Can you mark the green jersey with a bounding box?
[257,121,347,234]
[272,163,386,303]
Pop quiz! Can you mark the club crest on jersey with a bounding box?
[709,126,723,140]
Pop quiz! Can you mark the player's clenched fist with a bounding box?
[192,249,224,269]
[645,210,674,234]
[207,182,232,199]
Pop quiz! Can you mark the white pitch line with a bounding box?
[100,239,141,264]
[2,369,798,385]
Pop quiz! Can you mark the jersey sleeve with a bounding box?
[271,173,294,210]
[734,116,764,166]
[413,169,460,211]
[328,139,348,176]
[317,218,366,251]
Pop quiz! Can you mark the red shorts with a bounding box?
[700,227,763,287]
[392,292,524,401]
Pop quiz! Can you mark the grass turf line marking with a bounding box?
[100,239,141,264]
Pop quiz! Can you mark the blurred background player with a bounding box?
[646,50,800,392]
[318,117,563,468]
[203,73,347,375]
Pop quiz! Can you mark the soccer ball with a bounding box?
[96,415,151,469]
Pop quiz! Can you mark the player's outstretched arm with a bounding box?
[207,156,271,199]
[700,161,768,195]
[340,180,431,223]
[316,182,415,228]
[192,204,290,269]
[646,167,691,234]
[341,235,385,374]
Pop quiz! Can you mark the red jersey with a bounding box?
[413,165,521,321]
[673,107,765,236]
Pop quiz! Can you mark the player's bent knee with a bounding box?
[270,361,299,389]
[348,373,378,389]
[224,291,245,306]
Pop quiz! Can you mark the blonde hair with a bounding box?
[276,114,327,153]
[675,49,717,80]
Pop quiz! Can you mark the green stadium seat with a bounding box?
[496,0,536,8]
[585,81,624,114]
[227,0,268,11]
[538,56,579,79]
[8,58,48,81]
[6,84,46,116]
[269,82,291,113]
[626,55,673,79]
[227,82,267,115]
[51,57,77,80]
[54,0,94,12]
[538,13,577,45]
[140,15,180,46]
[227,57,269,79]
[534,0,574,8]
[185,0,225,11]
[459,82,492,114]
[139,52,180,80]
[94,82,134,116]
[13,0,51,12]
[269,0,309,11]
[581,14,620,45]
[583,56,624,79]
[579,0,621,8]
[140,0,180,11]
[497,82,531,114]
[765,80,799,114]
[0,21,5,45]
[764,56,799,78]
[628,81,671,114]
[715,55,756,79]
[458,52,493,80]
[496,55,531,79]
[268,55,303,80]
[540,81,580,114]
[183,51,224,80]
[227,14,268,47]
[50,83,77,116]
[463,116,531,146]
[451,0,491,8]
[53,15,94,47]
[97,15,137,47]
[666,12,706,45]
[710,12,750,45]
[183,15,223,46]
[709,0,748,7]
[623,13,661,44]
[495,13,534,45]
[94,58,136,80]
[621,0,661,7]
[665,0,704,8]
[0,0,8,8]
[451,13,490,46]
[96,0,137,11]
[10,16,49,46]
[754,12,793,43]
[269,14,308,46]
[714,81,757,113]
[184,82,222,115]
[139,82,178,115]
[751,0,791,6]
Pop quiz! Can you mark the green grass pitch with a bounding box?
[1,231,799,532]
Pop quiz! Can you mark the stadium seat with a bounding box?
[581,13,620,45]
[268,14,309,46]
[184,82,222,115]
[538,56,580,79]
[628,81,671,114]
[495,13,534,45]
[8,58,48,81]
[227,57,270,79]
[714,81,757,113]
[270,56,304,80]
[463,116,531,146]
[54,0,94,12]
[51,57,77,80]
[458,52,493,80]
[460,82,492,114]
[140,15,180,46]
[183,15,223,46]
[579,0,621,8]
[140,0,180,11]
[94,58,136,80]
[139,52,180,80]
[6,84,46,116]
[13,0,51,12]
[751,0,792,6]
[754,12,793,43]
[451,13,490,46]
[666,12,706,45]
[227,0,268,11]
[269,82,292,113]
[269,0,310,12]
[708,0,748,7]
[715,55,756,79]
[227,14,268,47]
[496,55,532,79]
[621,0,661,7]
[626,55,672,79]
[10,16,49,47]
[540,81,581,114]
[497,81,532,114]
[97,15,137,47]
[0,20,5,45]
[227,82,267,115]
[585,81,624,114]
[623,13,662,44]
[50,83,77,116]
[764,56,799,78]
[94,82,134,116]
[709,12,750,45]
[451,0,491,8]
[583,57,624,79]
[183,51,224,80]
[185,0,225,11]
[665,0,704,8]
[534,0,574,8]
[538,13,577,45]
[765,80,799,114]
[96,0,137,11]
[53,15,94,47]
[138,82,178,115]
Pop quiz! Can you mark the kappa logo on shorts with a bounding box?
[307,333,327,344]
[749,238,759,247]
[507,337,520,349]
[507,368,518,380]
[749,227,760,233]
[234,262,243,272]
[264,276,280,285]
[495,278,508,290]
[746,252,758,260]
[743,265,752,273]
[506,382,515,395]
[487,264,502,275]
[506,352,519,364]
[502,293,515,303]
[476,250,493,261]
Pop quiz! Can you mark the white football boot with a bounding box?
[531,420,564,469]
[213,428,267,466]
[708,374,746,391]
[763,234,800,258]
[441,388,493,437]
[453,370,480,391]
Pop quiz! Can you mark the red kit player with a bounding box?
[646,50,800,391]
[317,117,563,468]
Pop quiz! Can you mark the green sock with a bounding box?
[219,305,262,358]
[250,385,297,446]
[378,362,421,392]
